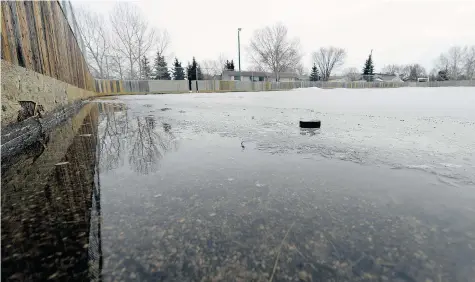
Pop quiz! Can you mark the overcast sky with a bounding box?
[73,0,475,74]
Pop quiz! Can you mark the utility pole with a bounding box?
[238,28,242,79]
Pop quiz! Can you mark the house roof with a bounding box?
[374,73,397,80]
[222,70,299,79]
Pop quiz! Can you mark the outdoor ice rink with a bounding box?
[3,87,475,281]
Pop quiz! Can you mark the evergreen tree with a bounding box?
[153,51,171,80]
[172,58,185,80]
[186,57,203,80]
[309,64,320,81]
[362,51,374,81]
[141,56,152,79]
[230,60,235,71]
[437,70,448,81]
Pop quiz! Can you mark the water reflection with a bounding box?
[3,98,475,282]
[300,128,321,136]
[98,103,127,171]
[97,103,177,175]
[1,104,102,281]
[1,102,179,281]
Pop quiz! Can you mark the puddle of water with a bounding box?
[2,92,475,281]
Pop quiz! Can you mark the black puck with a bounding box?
[299,120,321,128]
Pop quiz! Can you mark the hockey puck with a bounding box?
[299,120,321,128]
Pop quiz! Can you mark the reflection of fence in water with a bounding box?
[0,102,102,280]
[69,110,103,281]
[88,174,102,281]
[81,106,103,281]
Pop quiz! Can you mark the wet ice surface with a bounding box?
[2,88,475,281]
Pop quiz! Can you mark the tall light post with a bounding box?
[237,28,242,76]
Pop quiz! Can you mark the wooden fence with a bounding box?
[1,1,95,91]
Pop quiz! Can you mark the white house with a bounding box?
[221,70,301,82]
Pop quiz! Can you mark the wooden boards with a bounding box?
[1,1,95,91]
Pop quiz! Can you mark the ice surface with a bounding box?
[118,87,475,186]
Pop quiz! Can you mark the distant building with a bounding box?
[328,75,346,82]
[339,73,402,82]
[374,73,397,81]
[221,70,301,82]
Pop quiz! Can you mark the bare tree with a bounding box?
[248,23,302,81]
[201,53,230,79]
[463,45,475,80]
[108,51,126,80]
[343,67,361,81]
[76,8,110,78]
[109,2,158,79]
[155,30,171,60]
[201,59,223,79]
[381,64,403,75]
[435,53,449,74]
[401,64,426,81]
[312,47,346,81]
[435,46,469,80]
[429,68,438,81]
[134,26,158,79]
[291,63,306,76]
[109,3,139,79]
[217,53,227,70]
[447,46,464,80]
[248,64,267,72]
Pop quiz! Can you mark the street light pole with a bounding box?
[238,28,242,78]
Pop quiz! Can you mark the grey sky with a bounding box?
[73,0,475,73]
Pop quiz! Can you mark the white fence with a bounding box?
[95,79,475,95]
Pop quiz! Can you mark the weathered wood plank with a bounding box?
[49,1,62,81]
[3,1,96,92]
[1,3,13,62]
[4,2,19,66]
[54,3,69,84]
[32,1,50,76]
[24,1,42,74]
[15,1,33,69]
[38,2,52,77]
[68,34,78,87]
[48,3,59,79]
